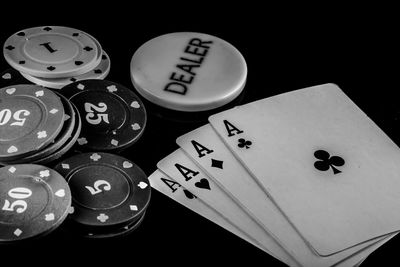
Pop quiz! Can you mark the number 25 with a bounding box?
[84,102,109,125]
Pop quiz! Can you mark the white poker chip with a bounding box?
[19,51,110,89]
[3,26,102,78]
[130,32,247,112]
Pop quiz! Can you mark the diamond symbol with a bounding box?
[97,213,109,223]
[138,182,148,189]
[14,229,22,237]
[61,163,70,169]
[77,83,85,90]
[111,139,119,146]
[130,205,138,211]
[8,166,16,173]
[47,66,56,71]
[211,159,224,169]
[50,108,58,114]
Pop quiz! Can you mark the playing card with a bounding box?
[176,123,391,266]
[334,232,396,267]
[208,83,400,256]
[156,149,300,266]
[148,169,292,265]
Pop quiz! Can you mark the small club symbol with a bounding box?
[314,150,345,175]
[238,138,252,149]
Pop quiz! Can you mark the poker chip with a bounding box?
[32,102,82,165]
[0,164,71,242]
[19,51,111,89]
[0,68,30,87]
[54,152,151,232]
[60,80,147,151]
[130,32,247,111]
[4,92,76,164]
[66,211,146,239]
[3,26,101,78]
[0,85,65,161]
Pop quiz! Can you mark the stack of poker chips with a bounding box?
[0,26,150,241]
[0,85,81,166]
[0,164,71,243]
[54,152,151,238]
[0,153,151,242]
[2,26,110,89]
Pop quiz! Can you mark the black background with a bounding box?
[0,5,397,266]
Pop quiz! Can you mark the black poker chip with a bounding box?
[0,164,71,242]
[60,79,147,151]
[54,152,151,232]
[64,211,147,239]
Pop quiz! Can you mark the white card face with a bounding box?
[176,123,390,266]
[209,83,400,256]
[156,149,299,267]
[148,169,273,257]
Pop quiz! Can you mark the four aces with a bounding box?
[150,83,400,267]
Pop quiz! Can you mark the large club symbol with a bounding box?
[314,150,345,175]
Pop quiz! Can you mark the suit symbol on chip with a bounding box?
[35,90,44,97]
[37,131,47,139]
[123,161,133,168]
[45,213,55,221]
[138,182,148,189]
[7,146,18,154]
[90,153,101,161]
[6,88,16,94]
[314,150,345,175]
[132,123,141,130]
[97,213,109,223]
[2,73,11,79]
[77,137,88,145]
[107,85,117,93]
[40,170,50,178]
[131,101,140,108]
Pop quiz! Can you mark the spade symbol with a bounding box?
[183,189,197,199]
[314,150,345,175]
